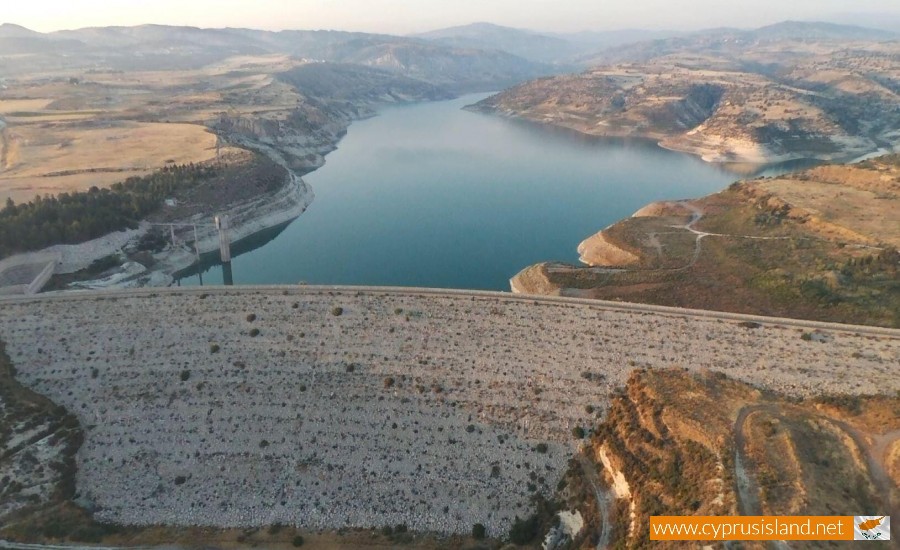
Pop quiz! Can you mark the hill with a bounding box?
[414,22,578,64]
[511,155,900,327]
[576,368,899,548]
[414,23,684,65]
[472,36,900,163]
[0,23,45,39]
[581,21,898,66]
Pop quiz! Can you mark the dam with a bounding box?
[1,286,897,535]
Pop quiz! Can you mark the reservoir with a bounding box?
[179,93,803,290]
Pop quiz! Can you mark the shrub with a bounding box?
[331,307,344,316]
[209,344,220,354]
[800,332,813,341]
[472,523,486,540]
[814,393,863,415]
[384,376,395,388]
[268,523,282,535]
[91,367,99,379]
[508,515,539,545]
[259,439,270,448]
[346,363,356,373]
[180,370,190,382]
[572,426,586,439]
[292,535,304,547]
[535,443,548,454]
[246,313,257,322]
[381,525,394,536]
[395,524,408,533]
[250,328,260,337]
[585,405,595,414]
[394,308,403,315]
[174,475,187,485]
[292,302,300,309]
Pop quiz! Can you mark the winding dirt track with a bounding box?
[733,404,900,548]
[819,418,900,519]
[733,405,792,550]
[577,454,613,550]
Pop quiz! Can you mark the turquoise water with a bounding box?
[178,93,807,290]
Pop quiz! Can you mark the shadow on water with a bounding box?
[174,219,293,285]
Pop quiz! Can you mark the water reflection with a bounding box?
[177,93,825,290]
[175,220,292,284]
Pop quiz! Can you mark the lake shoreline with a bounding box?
[10,93,809,293]
[466,103,891,168]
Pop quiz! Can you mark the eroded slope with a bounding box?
[581,369,900,548]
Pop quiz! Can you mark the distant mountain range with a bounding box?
[0,23,556,92]
[412,20,896,65]
[414,22,681,64]
[577,20,898,65]
[0,20,896,90]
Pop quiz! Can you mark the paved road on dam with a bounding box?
[3,284,898,339]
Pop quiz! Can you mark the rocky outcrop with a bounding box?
[213,107,349,176]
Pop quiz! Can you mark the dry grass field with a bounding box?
[754,163,900,247]
[1,121,221,203]
[0,55,305,204]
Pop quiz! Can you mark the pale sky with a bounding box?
[4,0,900,35]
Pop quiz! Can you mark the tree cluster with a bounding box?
[0,163,218,259]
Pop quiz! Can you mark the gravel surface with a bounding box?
[0,287,897,535]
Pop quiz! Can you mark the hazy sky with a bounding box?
[5,0,900,34]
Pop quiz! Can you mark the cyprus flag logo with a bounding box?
[854,516,890,541]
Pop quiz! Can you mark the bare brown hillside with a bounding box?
[582,369,900,549]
